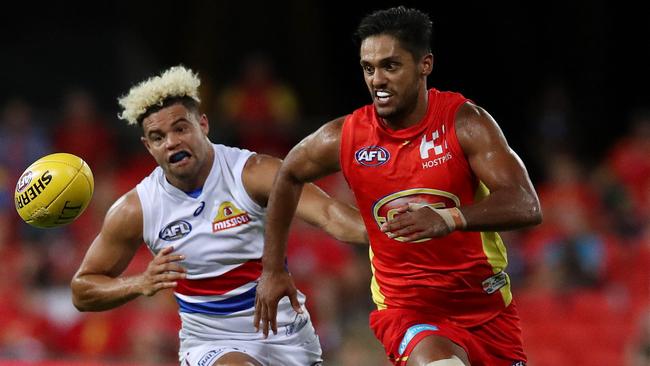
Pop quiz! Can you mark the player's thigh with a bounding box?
[212,351,263,366]
[406,334,470,366]
[182,344,264,366]
[270,332,322,366]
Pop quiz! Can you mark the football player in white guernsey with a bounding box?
[70,66,367,366]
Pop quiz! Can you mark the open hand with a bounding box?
[254,270,302,338]
[138,246,186,296]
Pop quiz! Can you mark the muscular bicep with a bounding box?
[283,117,345,183]
[242,117,345,206]
[242,141,356,227]
[241,153,330,209]
[75,190,144,278]
[456,103,535,193]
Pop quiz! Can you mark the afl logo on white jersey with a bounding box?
[355,146,390,167]
[159,220,192,241]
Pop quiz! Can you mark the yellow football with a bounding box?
[14,153,94,228]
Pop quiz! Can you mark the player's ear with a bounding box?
[421,53,433,76]
[199,114,210,135]
[141,136,152,153]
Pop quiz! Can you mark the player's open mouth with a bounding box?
[375,90,393,104]
[169,151,191,164]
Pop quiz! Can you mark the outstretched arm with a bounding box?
[253,117,345,337]
[298,183,367,244]
[70,190,186,311]
[381,102,542,241]
[243,153,366,245]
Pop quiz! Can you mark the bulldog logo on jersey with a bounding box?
[212,201,251,232]
[355,146,390,167]
[372,188,461,242]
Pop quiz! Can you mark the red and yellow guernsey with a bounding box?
[340,88,512,327]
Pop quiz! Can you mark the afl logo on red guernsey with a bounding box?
[355,146,390,167]
[372,188,461,242]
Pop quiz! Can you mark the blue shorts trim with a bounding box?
[398,324,439,355]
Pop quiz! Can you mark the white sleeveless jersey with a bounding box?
[136,143,307,347]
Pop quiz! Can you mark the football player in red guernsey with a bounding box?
[255,6,542,366]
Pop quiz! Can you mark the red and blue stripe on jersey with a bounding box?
[174,259,261,315]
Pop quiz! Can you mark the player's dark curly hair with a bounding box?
[355,6,433,60]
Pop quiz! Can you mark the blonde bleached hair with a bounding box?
[118,65,201,125]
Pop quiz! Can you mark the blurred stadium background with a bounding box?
[1,1,648,365]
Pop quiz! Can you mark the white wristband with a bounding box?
[408,203,467,232]
[431,207,467,231]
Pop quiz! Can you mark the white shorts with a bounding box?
[179,313,323,366]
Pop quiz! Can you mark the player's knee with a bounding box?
[407,333,469,366]
[213,351,262,366]
[424,355,465,366]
